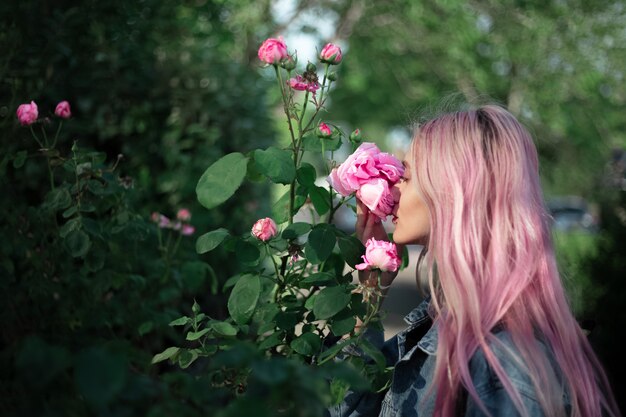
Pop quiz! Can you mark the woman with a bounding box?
[330,105,621,416]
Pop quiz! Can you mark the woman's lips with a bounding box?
[392,215,398,224]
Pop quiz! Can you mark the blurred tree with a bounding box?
[325,0,626,196]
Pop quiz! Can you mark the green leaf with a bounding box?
[13,150,27,168]
[228,274,261,325]
[313,286,351,319]
[62,206,78,218]
[330,311,357,336]
[210,321,238,337]
[196,152,248,209]
[337,236,366,268]
[138,321,153,336]
[359,339,387,371]
[305,225,336,264]
[272,187,308,223]
[195,228,230,254]
[59,217,82,238]
[151,347,181,364]
[43,188,72,211]
[186,328,210,341]
[296,163,317,186]
[299,272,335,287]
[290,332,322,356]
[302,134,342,152]
[308,185,331,215]
[282,222,312,240]
[258,331,284,350]
[65,230,91,258]
[169,317,191,326]
[178,349,199,369]
[235,240,260,265]
[254,147,296,184]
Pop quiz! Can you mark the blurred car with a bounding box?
[547,195,598,233]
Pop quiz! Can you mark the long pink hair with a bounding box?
[411,105,620,417]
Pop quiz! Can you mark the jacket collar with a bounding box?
[403,297,438,355]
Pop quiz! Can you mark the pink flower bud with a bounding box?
[349,128,362,143]
[258,37,289,65]
[181,224,195,236]
[317,122,332,138]
[251,217,278,241]
[151,213,171,229]
[54,101,71,119]
[176,208,191,222]
[16,101,38,126]
[319,43,343,65]
[355,238,401,272]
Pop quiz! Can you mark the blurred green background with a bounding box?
[1,0,625,415]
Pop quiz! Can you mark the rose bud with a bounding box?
[181,224,195,236]
[306,62,317,72]
[16,101,38,126]
[317,122,333,138]
[280,54,297,71]
[54,101,71,119]
[258,37,289,65]
[349,128,363,143]
[176,208,191,222]
[319,43,343,65]
[327,72,337,81]
[251,217,278,241]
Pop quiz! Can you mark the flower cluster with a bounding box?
[355,238,401,272]
[327,142,404,219]
[257,37,342,97]
[16,100,71,126]
[151,208,195,236]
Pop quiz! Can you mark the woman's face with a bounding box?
[391,158,431,245]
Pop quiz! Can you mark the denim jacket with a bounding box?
[327,299,570,417]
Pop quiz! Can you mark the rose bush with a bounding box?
[155,37,407,412]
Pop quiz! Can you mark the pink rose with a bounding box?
[181,224,195,236]
[54,101,71,119]
[375,152,404,183]
[356,178,395,218]
[16,101,38,126]
[319,43,343,65]
[355,238,401,272]
[326,142,381,196]
[357,178,396,218]
[326,142,404,219]
[317,122,332,138]
[176,208,191,222]
[258,37,289,65]
[251,217,278,241]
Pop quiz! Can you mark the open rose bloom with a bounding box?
[327,142,404,219]
[355,238,401,272]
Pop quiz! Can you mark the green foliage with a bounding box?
[0,0,278,415]
[196,153,249,210]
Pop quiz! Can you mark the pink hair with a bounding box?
[410,105,620,417]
